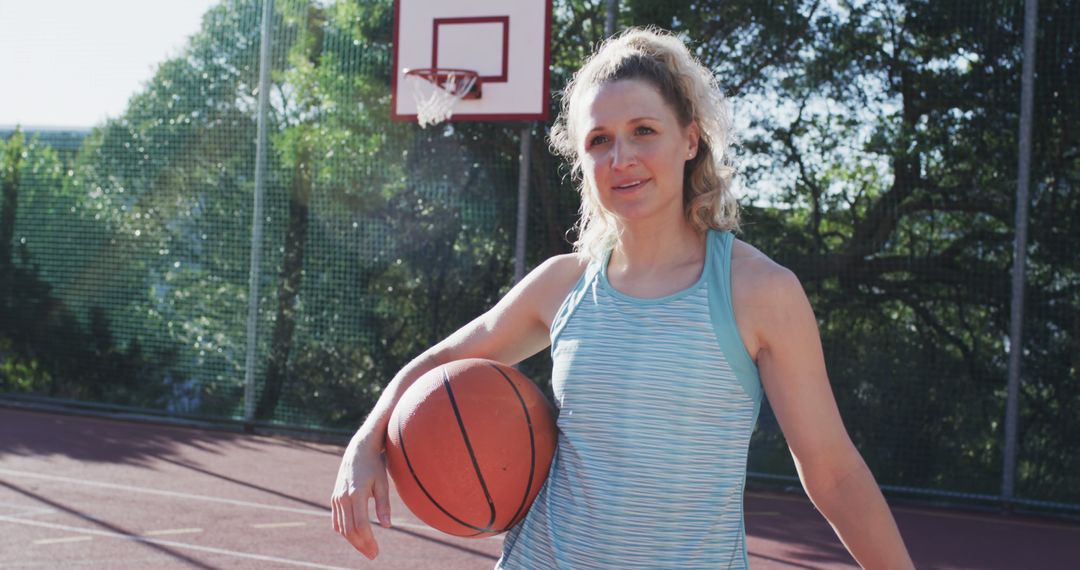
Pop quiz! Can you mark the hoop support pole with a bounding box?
[514,125,532,284]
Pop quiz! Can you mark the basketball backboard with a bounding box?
[392,0,552,123]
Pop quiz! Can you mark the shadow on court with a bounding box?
[0,407,252,466]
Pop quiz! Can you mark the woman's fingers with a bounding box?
[331,441,389,559]
[372,470,392,528]
[347,493,378,559]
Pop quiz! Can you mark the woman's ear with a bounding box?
[686,122,700,160]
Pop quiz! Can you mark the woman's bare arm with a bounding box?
[737,256,914,569]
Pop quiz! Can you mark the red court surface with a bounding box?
[1,407,1077,569]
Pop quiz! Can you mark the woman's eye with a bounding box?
[635,126,655,135]
[589,135,608,147]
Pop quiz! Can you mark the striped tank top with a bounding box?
[497,230,763,570]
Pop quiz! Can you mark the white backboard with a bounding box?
[392,0,552,122]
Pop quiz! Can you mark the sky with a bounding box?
[0,0,223,129]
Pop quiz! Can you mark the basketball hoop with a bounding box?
[403,68,481,128]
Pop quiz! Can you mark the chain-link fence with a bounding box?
[2,0,1077,514]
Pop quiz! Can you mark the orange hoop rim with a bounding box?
[403,67,482,99]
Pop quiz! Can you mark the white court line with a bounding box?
[33,535,92,545]
[0,500,45,508]
[2,507,58,519]
[253,522,307,529]
[0,515,353,570]
[144,528,203,536]
[0,468,326,517]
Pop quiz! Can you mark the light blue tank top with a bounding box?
[497,230,763,570]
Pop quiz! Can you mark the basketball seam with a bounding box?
[488,363,539,532]
[442,367,499,532]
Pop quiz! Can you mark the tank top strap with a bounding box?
[706,230,763,403]
[549,256,603,350]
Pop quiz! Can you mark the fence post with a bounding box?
[514,126,533,284]
[244,0,274,425]
[1002,0,1039,505]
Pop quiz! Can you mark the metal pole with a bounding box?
[244,0,274,423]
[1003,0,1038,504]
[605,0,618,37]
[514,125,532,284]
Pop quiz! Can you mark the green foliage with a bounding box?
[0,337,52,392]
[731,0,1080,503]
[0,129,173,405]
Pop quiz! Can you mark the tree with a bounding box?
[63,0,523,426]
[0,128,28,323]
[683,0,1078,499]
[70,0,291,416]
[0,128,167,404]
[253,2,326,419]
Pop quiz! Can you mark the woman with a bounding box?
[332,27,914,569]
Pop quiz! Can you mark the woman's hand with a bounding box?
[331,436,392,560]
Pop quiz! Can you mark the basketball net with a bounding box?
[404,69,478,128]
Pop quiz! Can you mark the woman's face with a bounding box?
[575,78,699,225]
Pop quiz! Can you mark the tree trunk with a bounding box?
[256,143,311,420]
[254,6,325,420]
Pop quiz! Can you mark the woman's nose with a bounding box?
[610,138,637,169]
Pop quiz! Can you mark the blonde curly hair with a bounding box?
[550,27,740,260]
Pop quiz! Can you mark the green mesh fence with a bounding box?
[1,0,1077,512]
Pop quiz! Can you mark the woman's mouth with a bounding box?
[612,179,648,192]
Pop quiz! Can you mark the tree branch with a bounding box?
[725,0,824,97]
[785,252,1010,305]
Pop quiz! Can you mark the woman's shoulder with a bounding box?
[528,252,591,327]
[537,251,591,274]
[531,251,591,289]
[729,237,800,293]
[729,238,808,356]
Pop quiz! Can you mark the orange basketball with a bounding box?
[384,358,557,537]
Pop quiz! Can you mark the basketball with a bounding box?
[384,358,558,537]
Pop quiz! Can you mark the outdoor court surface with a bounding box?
[1,407,1077,569]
